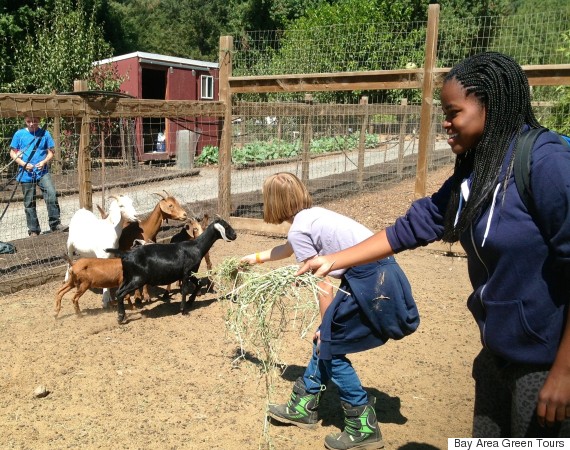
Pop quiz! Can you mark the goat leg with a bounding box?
[180,275,201,315]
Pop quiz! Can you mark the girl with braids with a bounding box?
[298,52,570,438]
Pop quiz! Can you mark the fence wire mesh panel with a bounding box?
[225,92,449,221]
[438,11,570,66]
[0,5,569,294]
[232,20,428,76]
[0,95,223,293]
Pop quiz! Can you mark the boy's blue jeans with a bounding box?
[302,341,368,407]
[21,173,61,234]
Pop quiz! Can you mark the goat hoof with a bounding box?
[181,309,188,315]
[117,314,126,324]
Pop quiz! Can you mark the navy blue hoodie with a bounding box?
[386,129,570,365]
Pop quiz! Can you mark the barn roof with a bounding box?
[94,52,219,71]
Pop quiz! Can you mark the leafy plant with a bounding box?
[195,133,380,166]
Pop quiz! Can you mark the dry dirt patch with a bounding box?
[0,166,480,450]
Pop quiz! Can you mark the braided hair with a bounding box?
[441,52,540,242]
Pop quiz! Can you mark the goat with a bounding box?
[118,191,187,250]
[66,194,138,306]
[108,217,237,323]
[164,214,212,299]
[55,240,149,318]
[117,191,187,303]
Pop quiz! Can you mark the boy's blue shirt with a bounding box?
[386,129,570,365]
[10,127,54,182]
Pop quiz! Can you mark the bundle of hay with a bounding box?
[205,258,333,372]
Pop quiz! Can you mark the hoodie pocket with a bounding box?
[482,299,551,364]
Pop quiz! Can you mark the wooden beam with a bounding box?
[0,94,225,118]
[228,64,570,95]
[229,69,422,93]
[433,64,570,87]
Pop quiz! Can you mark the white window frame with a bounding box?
[200,75,214,100]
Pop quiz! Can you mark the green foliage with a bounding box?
[539,30,570,135]
[106,0,230,61]
[195,133,380,166]
[0,1,50,86]
[489,0,570,65]
[5,0,116,93]
[235,0,428,103]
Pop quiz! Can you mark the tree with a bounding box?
[5,0,117,93]
[0,0,51,86]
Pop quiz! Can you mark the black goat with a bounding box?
[107,217,237,323]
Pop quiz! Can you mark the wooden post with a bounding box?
[357,96,369,188]
[100,128,106,206]
[120,119,127,165]
[218,36,233,218]
[397,98,409,179]
[73,79,88,92]
[301,94,313,185]
[75,79,92,210]
[240,117,245,148]
[414,3,439,199]
[52,116,62,175]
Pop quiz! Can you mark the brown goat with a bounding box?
[55,241,152,317]
[55,256,125,318]
[118,191,187,251]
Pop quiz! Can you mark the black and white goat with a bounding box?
[107,217,237,323]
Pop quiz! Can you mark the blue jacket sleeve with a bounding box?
[386,176,453,253]
[529,132,570,272]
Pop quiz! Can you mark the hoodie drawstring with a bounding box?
[481,183,501,247]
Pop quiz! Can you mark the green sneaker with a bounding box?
[324,396,384,450]
[267,377,322,430]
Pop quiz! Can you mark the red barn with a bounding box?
[94,51,220,164]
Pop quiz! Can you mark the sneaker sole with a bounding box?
[324,438,384,450]
[267,411,319,430]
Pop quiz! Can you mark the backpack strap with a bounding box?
[513,127,548,214]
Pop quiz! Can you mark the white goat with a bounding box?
[66,194,139,306]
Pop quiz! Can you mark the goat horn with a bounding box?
[152,192,166,200]
[163,190,171,197]
[108,195,118,202]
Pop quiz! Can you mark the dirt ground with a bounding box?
[0,165,481,450]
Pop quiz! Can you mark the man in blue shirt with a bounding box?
[9,115,62,236]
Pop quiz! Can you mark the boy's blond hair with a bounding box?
[263,172,312,224]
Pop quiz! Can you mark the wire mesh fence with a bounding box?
[0,4,569,294]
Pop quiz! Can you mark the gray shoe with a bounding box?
[50,224,68,232]
[267,377,322,430]
[324,396,384,450]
